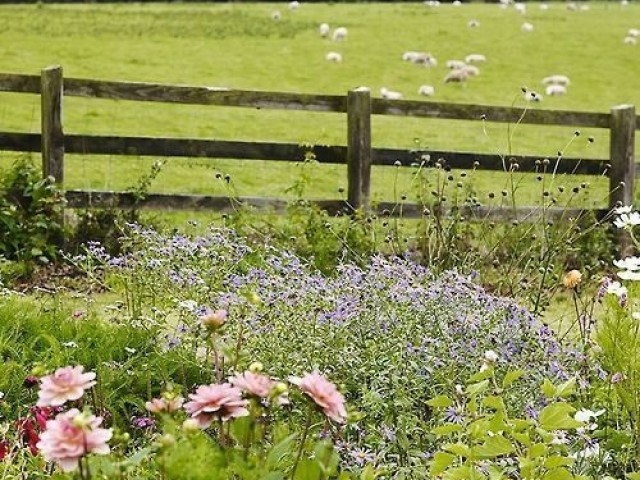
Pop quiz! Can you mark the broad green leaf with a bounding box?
[474,435,514,458]
[529,443,546,459]
[539,403,582,431]
[433,424,463,437]
[430,452,455,477]
[266,433,297,468]
[556,378,576,398]
[502,370,525,389]
[627,474,640,480]
[469,369,494,382]
[544,455,574,469]
[482,396,506,411]
[542,467,574,480]
[466,379,490,396]
[541,379,556,399]
[427,395,454,409]
[444,442,471,457]
[444,465,483,480]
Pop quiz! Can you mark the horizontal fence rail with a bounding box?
[0,66,637,254]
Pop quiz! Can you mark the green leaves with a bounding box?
[538,403,583,431]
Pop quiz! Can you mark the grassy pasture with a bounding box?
[0,2,638,207]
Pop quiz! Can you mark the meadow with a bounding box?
[1,2,639,206]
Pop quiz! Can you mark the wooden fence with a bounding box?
[0,65,637,225]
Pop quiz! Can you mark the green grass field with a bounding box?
[0,2,638,207]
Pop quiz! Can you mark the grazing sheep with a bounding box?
[521,22,534,32]
[622,0,629,6]
[271,10,281,21]
[465,53,486,63]
[288,1,300,10]
[380,87,403,100]
[468,19,480,27]
[524,91,543,102]
[624,35,637,44]
[462,64,480,76]
[545,84,567,96]
[418,85,435,96]
[319,23,330,37]
[539,3,549,10]
[326,52,342,63]
[444,69,469,83]
[412,53,438,67]
[424,0,441,6]
[332,27,348,42]
[628,28,640,37]
[542,75,570,86]
[402,51,419,61]
[566,2,578,10]
[514,2,527,14]
[452,0,462,6]
[580,4,590,10]
[446,59,467,69]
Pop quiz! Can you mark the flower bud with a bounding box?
[249,362,264,373]
[157,433,176,448]
[200,309,227,331]
[182,418,201,433]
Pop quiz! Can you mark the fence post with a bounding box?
[347,87,372,214]
[41,65,64,184]
[609,104,636,257]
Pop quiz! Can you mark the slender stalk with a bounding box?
[290,406,314,480]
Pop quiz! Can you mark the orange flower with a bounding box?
[563,270,582,289]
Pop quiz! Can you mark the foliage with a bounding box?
[0,158,65,278]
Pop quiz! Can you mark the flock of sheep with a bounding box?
[270,0,637,101]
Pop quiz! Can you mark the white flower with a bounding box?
[484,350,499,363]
[613,211,640,229]
[550,431,569,445]
[614,257,640,271]
[571,442,600,459]
[62,341,78,348]
[614,205,633,215]
[606,281,628,298]
[618,270,640,281]
[177,300,198,312]
[480,362,490,372]
[0,391,4,400]
[124,347,137,354]
[574,408,605,423]
[632,312,640,320]
[455,384,464,395]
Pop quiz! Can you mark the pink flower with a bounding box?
[289,372,347,423]
[37,366,96,407]
[145,396,184,413]
[36,409,112,472]
[184,383,249,428]
[229,371,289,405]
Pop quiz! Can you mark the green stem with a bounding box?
[291,406,313,480]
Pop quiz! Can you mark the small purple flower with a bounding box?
[348,448,375,467]
[131,416,155,429]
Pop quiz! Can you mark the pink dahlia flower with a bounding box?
[289,371,347,423]
[229,371,289,405]
[37,366,96,407]
[145,396,184,413]
[36,409,112,472]
[184,383,249,428]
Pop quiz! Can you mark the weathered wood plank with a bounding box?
[371,98,611,128]
[41,66,64,184]
[347,87,372,212]
[0,73,40,94]
[0,132,611,176]
[63,78,348,112]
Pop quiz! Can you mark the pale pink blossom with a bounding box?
[36,409,112,472]
[229,371,289,405]
[289,371,347,423]
[145,396,184,413]
[184,383,249,428]
[37,366,96,407]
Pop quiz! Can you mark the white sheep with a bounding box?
[524,91,543,102]
[380,87,403,100]
[319,23,330,38]
[628,28,640,37]
[446,59,467,69]
[521,22,534,32]
[288,1,300,10]
[580,4,590,10]
[413,53,438,67]
[326,52,342,63]
[621,0,629,6]
[468,19,480,27]
[546,84,567,96]
[271,10,281,21]
[462,64,480,76]
[542,75,570,86]
[539,3,549,10]
[452,0,462,6]
[332,27,348,42]
[418,85,435,96]
[424,0,441,6]
[465,54,486,63]
[514,2,527,14]
[566,2,578,10]
[444,69,469,83]
[402,51,420,61]
[624,35,637,44]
